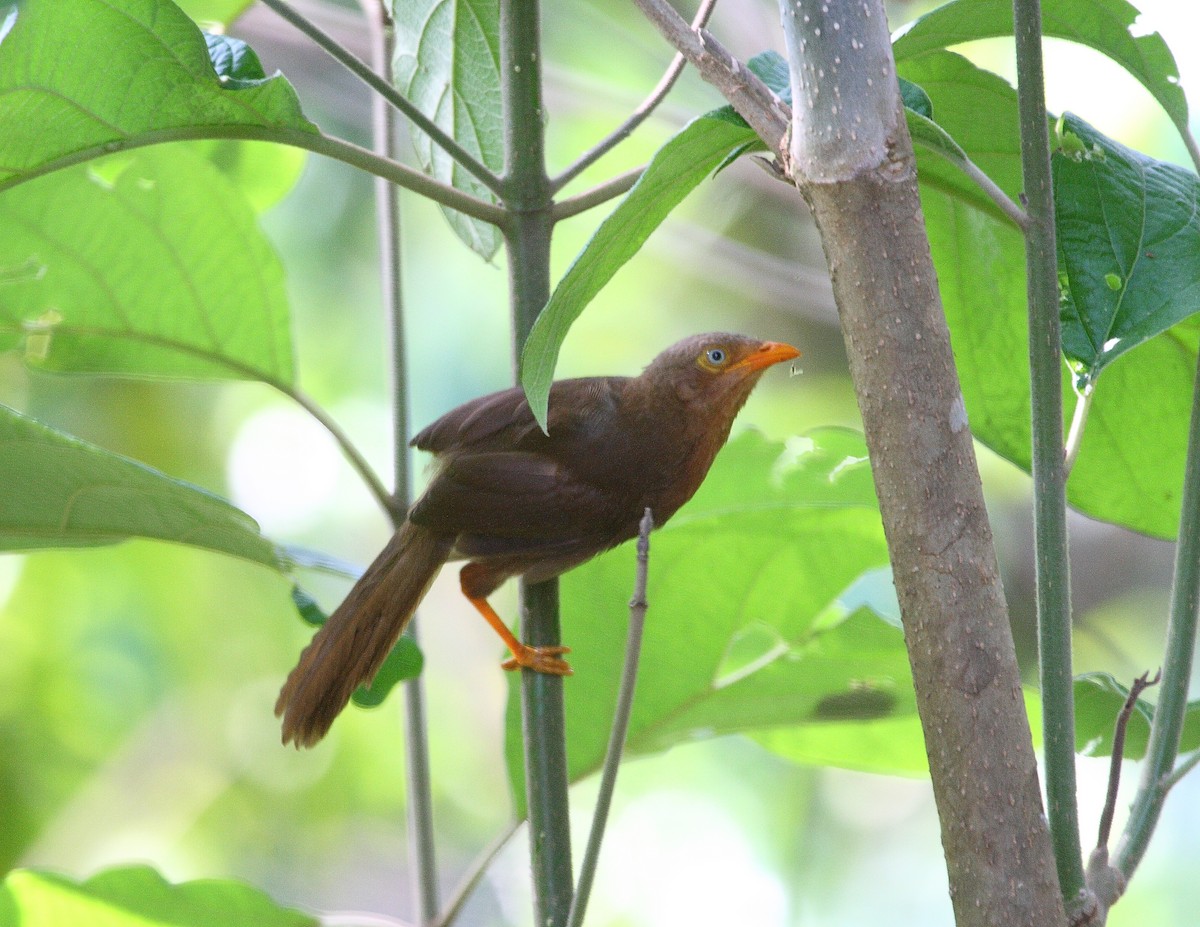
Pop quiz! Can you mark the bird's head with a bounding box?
[642,333,801,409]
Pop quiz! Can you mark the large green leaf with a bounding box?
[0,0,316,190]
[504,430,911,812]
[892,0,1188,137]
[1054,113,1200,386]
[391,0,503,259]
[0,865,315,927]
[0,145,293,381]
[904,51,1194,539]
[0,403,281,569]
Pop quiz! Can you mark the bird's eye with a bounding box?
[704,348,727,366]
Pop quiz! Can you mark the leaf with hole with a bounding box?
[905,50,1197,539]
[1054,112,1200,386]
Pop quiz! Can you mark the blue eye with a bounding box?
[705,348,727,365]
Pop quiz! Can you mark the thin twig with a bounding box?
[1095,670,1160,852]
[355,0,441,921]
[566,508,653,927]
[257,0,504,197]
[630,0,788,152]
[552,166,644,221]
[552,0,718,192]
[959,158,1030,231]
[431,820,523,927]
[283,385,396,519]
[1162,748,1200,793]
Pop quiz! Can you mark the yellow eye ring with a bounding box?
[700,347,728,369]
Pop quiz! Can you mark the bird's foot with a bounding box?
[501,644,573,676]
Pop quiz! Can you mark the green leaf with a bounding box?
[0,865,316,927]
[352,635,424,707]
[392,0,503,259]
[898,77,933,119]
[519,113,757,427]
[504,431,908,813]
[0,0,317,190]
[1074,672,1200,758]
[906,51,1194,539]
[0,145,294,382]
[892,0,1188,137]
[1054,112,1200,385]
[0,403,282,569]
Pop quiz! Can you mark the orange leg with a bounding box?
[460,570,572,676]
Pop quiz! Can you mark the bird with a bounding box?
[276,332,800,747]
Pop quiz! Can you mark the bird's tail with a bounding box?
[276,520,452,748]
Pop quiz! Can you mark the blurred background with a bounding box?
[2,0,1199,923]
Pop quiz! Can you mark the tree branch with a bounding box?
[552,166,643,221]
[552,0,718,192]
[630,0,788,153]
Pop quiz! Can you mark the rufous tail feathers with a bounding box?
[276,521,451,748]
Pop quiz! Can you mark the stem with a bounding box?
[0,126,507,226]
[1095,671,1159,854]
[959,158,1030,231]
[357,1,440,920]
[630,0,788,151]
[258,0,504,197]
[552,166,643,221]
[1113,343,1200,877]
[500,1,574,924]
[566,509,653,927]
[1013,0,1083,902]
[551,0,718,192]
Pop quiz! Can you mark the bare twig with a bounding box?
[566,508,654,927]
[1096,670,1161,852]
[630,0,788,153]
[552,0,719,192]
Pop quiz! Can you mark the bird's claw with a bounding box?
[501,644,573,676]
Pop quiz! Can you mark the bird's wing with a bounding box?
[411,378,625,455]
[408,450,628,543]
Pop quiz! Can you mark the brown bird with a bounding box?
[276,333,800,747]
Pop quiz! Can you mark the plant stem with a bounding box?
[551,0,718,192]
[357,1,441,920]
[552,166,643,221]
[1113,344,1200,877]
[1012,0,1083,903]
[566,509,653,927]
[1,126,507,226]
[258,0,504,196]
[500,1,574,924]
